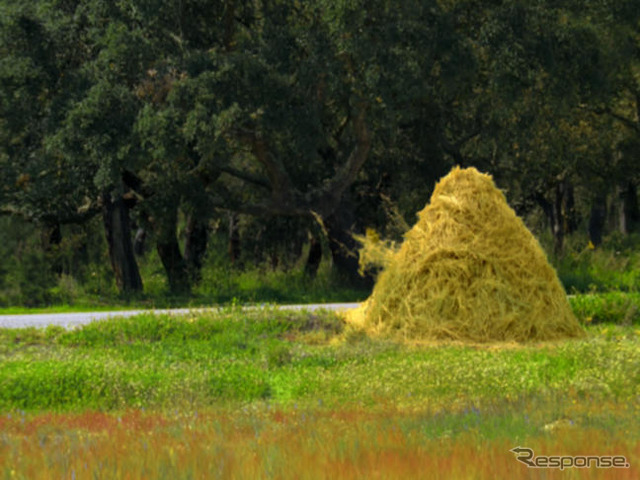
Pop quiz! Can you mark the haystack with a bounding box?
[347,167,585,342]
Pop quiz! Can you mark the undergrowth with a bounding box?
[2,222,639,311]
[549,233,640,293]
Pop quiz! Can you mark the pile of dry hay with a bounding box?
[346,167,585,342]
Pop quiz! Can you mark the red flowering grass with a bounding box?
[1,406,637,479]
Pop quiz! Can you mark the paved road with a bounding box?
[0,303,361,329]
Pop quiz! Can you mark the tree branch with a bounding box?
[607,110,639,132]
[224,105,371,220]
[211,183,310,218]
[218,165,271,189]
[234,127,298,205]
[590,105,639,132]
[0,203,101,225]
[0,205,25,218]
[311,104,371,217]
[438,128,480,165]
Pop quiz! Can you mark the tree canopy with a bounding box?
[1,0,639,297]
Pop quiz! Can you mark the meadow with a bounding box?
[0,303,638,479]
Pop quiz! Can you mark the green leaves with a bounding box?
[1,0,639,296]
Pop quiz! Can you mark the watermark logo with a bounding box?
[510,447,630,470]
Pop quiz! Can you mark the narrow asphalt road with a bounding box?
[0,303,361,329]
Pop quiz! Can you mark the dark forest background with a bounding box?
[1,0,639,307]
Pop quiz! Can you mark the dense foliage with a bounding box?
[1,0,639,303]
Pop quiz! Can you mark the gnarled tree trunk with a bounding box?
[228,212,241,266]
[621,181,639,234]
[102,189,143,293]
[184,215,209,282]
[155,207,190,295]
[325,208,372,289]
[304,234,322,278]
[589,195,607,247]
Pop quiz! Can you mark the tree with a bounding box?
[0,2,102,265]
[422,0,625,252]
[129,0,376,286]
[51,26,148,292]
[3,0,640,300]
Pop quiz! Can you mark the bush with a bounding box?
[48,274,84,305]
[552,233,640,293]
[12,249,57,307]
[570,292,640,325]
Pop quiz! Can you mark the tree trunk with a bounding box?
[41,222,63,275]
[621,182,639,234]
[536,193,555,231]
[589,195,607,247]
[47,222,62,246]
[155,210,191,295]
[102,189,143,294]
[228,212,241,266]
[304,235,322,278]
[561,181,578,234]
[133,228,147,256]
[536,180,577,256]
[552,184,565,255]
[325,210,372,289]
[536,192,563,254]
[184,215,209,282]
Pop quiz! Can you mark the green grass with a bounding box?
[551,233,640,293]
[0,308,638,413]
[568,291,640,324]
[1,308,639,479]
[0,304,144,315]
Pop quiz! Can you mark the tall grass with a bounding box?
[1,402,638,479]
[549,233,640,294]
[569,292,640,324]
[0,310,638,412]
[1,310,639,478]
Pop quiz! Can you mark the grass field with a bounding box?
[0,307,638,478]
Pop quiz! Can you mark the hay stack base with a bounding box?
[347,167,584,343]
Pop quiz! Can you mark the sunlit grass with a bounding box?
[0,309,640,410]
[0,309,638,478]
[568,292,640,325]
[0,311,638,412]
